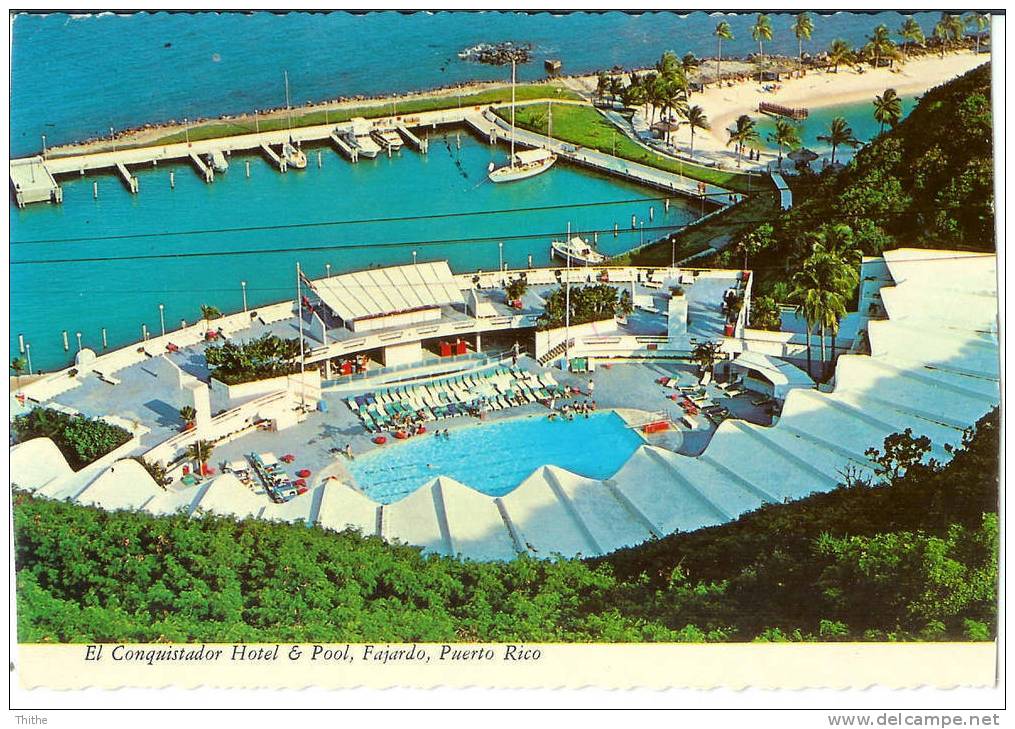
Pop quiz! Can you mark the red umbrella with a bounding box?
[297,469,311,478]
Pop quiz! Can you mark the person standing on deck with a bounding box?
[588,378,595,398]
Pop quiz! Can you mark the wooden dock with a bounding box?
[10,156,62,207]
[758,101,808,120]
[397,125,428,153]
[259,143,287,173]
[329,131,359,162]
[189,153,214,183]
[115,162,138,194]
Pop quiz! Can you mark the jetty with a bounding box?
[329,130,359,162]
[189,152,214,183]
[10,102,735,208]
[115,162,139,194]
[259,143,288,173]
[397,125,429,153]
[465,109,731,204]
[10,156,62,207]
[758,101,808,120]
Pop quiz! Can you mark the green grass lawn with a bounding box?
[498,103,764,195]
[610,191,780,267]
[69,84,583,152]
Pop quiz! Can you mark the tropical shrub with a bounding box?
[204,334,301,385]
[13,408,131,471]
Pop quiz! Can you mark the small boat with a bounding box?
[207,150,229,173]
[487,59,556,183]
[489,147,557,183]
[282,140,307,169]
[345,118,381,158]
[551,233,609,266]
[371,128,404,152]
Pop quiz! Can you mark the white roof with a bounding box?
[309,261,462,322]
[732,351,814,390]
[514,148,553,165]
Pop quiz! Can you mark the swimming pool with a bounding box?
[348,411,644,503]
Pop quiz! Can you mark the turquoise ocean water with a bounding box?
[10,11,932,371]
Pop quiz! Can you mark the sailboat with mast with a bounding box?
[282,71,307,170]
[487,58,556,183]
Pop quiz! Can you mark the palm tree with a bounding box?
[714,20,733,84]
[179,405,197,428]
[898,16,924,57]
[726,114,759,168]
[826,38,853,72]
[790,265,820,379]
[964,12,990,54]
[691,341,723,379]
[791,253,850,380]
[680,105,710,158]
[200,304,221,333]
[187,439,215,474]
[767,117,801,168]
[934,13,965,57]
[792,12,815,74]
[11,356,28,389]
[865,24,894,69]
[752,13,774,59]
[872,88,903,134]
[816,116,858,165]
[595,72,610,104]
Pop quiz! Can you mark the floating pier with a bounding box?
[259,143,288,173]
[397,125,428,154]
[329,130,359,162]
[10,156,62,207]
[116,162,139,194]
[189,153,214,183]
[758,101,809,120]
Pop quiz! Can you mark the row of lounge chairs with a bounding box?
[346,367,569,433]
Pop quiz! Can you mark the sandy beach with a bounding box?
[697,50,988,156]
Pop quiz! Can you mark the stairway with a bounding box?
[537,338,574,366]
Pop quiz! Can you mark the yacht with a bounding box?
[207,150,229,173]
[489,147,556,183]
[551,233,609,266]
[282,140,307,169]
[346,118,381,158]
[488,59,557,184]
[371,128,404,152]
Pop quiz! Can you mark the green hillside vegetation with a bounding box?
[722,62,993,290]
[14,409,997,644]
[12,408,132,471]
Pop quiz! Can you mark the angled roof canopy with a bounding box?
[308,261,463,322]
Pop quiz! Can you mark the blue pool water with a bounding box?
[348,411,644,503]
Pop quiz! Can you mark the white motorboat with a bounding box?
[371,128,404,152]
[551,233,609,266]
[207,150,229,173]
[346,117,381,158]
[282,140,307,169]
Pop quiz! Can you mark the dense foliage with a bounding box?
[14,410,997,643]
[728,63,994,291]
[204,333,301,385]
[536,284,632,331]
[12,408,132,471]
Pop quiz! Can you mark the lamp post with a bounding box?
[110,126,115,152]
[41,134,47,158]
[184,118,190,146]
[412,250,417,266]
[240,281,248,313]
[25,343,32,374]
[158,303,166,336]
[498,241,504,272]
[325,263,331,278]
[76,332,82,353]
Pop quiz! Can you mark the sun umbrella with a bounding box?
[788,147,819,163]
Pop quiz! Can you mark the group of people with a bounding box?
[548,399,597,422]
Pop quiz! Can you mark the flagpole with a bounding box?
[564,222,571,367]
[296,261,306,411]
